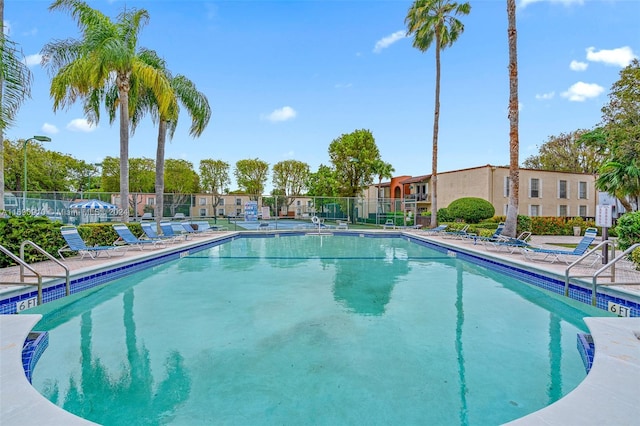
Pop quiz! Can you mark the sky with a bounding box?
[4,0,639,191]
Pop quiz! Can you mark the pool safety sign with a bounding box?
[596,205,613,228]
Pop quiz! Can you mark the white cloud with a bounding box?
[569,60,588,71]
[42,123,59,134]
[520,0,584,8]
[261,106,297,123]
[586,46,637,67]
[24,54,42,67]
[535,91,555,100]
[334,83,353,89]
[561,82,604,102]
[66,118,97,132]
[282,150,295,159]
[373,30,406,54]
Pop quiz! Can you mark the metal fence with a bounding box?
[3,191,421,226]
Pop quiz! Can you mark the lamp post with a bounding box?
[23,135,52,210]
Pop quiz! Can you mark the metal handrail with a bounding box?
[564,240,616,296]
[591,243,640,306]
[20,240,70,298]
[0,245,44,305]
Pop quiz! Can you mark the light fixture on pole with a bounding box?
[23,135,52,210]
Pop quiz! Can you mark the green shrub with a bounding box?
[0,214,66,267]
[614,211,640,251]
[631,247,640,270]
[437,207,453,222]
[447,197,495,223]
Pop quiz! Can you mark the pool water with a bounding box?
[30,235,609,425]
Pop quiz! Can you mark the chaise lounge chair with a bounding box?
[520,227,599,265]
[141,222,179,243]
[382,219,396,230]
[160,222,189,240]
[58,225,126,260]
[484,231,532,253]
[113,223,166,250]
[442,224,471,239]
[420,224,448,235]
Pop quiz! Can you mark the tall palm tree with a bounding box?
[504,0,520,238]
[41,0,174,222]
[0,1,33,211]
[371,159,394,223]
[129,50,211,224]
[405,0,471,229]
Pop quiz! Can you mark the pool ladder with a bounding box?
[565,241,640,306]
[0,240,70,305]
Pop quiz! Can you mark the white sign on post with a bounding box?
[595,205,613,228]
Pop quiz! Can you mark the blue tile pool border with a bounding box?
[2,232,638,318]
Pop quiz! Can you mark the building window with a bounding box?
[558,180,568,199]
[530,178,540,198]
[579,181,587,199]
[504,176,510,197]
[558,205,568,216]
[199,208,206,216]
[219,198,224,206]
[236,198,242,206]
[579,205,587,217]
[147,197,155,205]
[217,208,225,216]
[236,208,242,216]
[199,197,206,206]
[530,205,540,216]
[296,200,301,206]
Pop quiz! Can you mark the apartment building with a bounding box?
[381,165,598,218]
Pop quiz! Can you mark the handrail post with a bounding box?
[20,240,71,297]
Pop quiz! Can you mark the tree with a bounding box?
[503,0,519,238]
[328,129,379,198]
[596,160,639,212]
[125,49,210,224]
[523,130,606,174]
[164,159,199,216]
[42,0,174,222]
[99,156,120,193]
[234,159,269,198]
[199,159,230,214]
[306,165,339,198]
[405,0,471,229]
[0,2,33,211]
[371,159,395,217]
[594,59,640,211]
[272,160,310,213]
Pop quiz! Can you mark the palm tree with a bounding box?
[41,0,175,222]
[405,0,471,229]
[0,1,33,211]
[596,160,639,212]
[504,0,520,238]
[130,50,211,224]
[371,159,395,223]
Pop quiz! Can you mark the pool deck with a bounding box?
[1,230,639,425]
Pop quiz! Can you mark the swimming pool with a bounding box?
[29,234,610,425]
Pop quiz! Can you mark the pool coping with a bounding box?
[1,230,639,425]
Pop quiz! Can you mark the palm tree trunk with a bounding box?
[505,0,520,238]
[0,1,5,212]
[431,37,441,229]
[119,82,130,223]
[155,121,167,226]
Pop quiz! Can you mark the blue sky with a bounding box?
[4,0,639,191]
